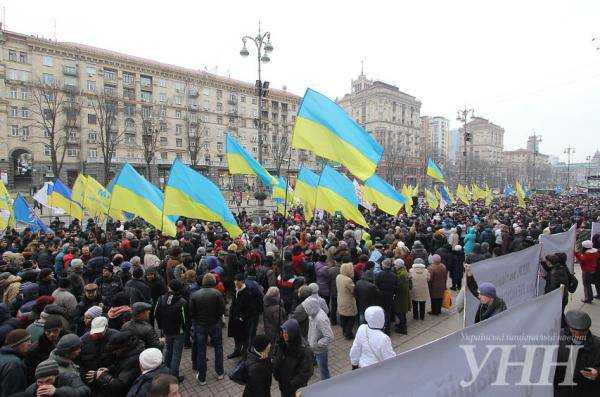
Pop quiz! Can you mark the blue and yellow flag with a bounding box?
[316,166,367,227]
[72,174,128,221]
[14,193,50,233]
[272,176,294,204]
[401,185,414,216]
[456,184,470,205]
[0,181,13,229]
[292,89,383,180]
[109,163,177,236]
[164,159,241,237]
[295,167,319,220]
[362,174,406,216]
[425,188,439,210]
[515,180,526,208]
[226,133,277,189]
[426,158,445,183]
[440,185,454,206]
[47,179,83,220]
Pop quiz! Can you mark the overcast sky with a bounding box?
[5,0,599,163]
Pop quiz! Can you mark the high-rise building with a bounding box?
[0,27,315,190]
[459,117,504,185]
[448,128,461,164]
[420,116,449,167]
[338,72,422,186]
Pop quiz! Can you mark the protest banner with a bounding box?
[302,289,562,397]
[464,244,542,326]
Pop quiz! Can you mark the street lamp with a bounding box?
[240,22,272,166]
[564,146,575,190]
[456,107,475,184]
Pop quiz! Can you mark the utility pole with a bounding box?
[564,146,575,190]
[530,131,542,190]
[456,107,474,184]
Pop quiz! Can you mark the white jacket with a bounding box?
[349,306,396,368]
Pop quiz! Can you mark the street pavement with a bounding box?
[175,264,598,396]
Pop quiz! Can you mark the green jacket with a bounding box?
[394,268,411,314]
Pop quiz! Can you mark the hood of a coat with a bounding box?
[0,303,10,322]
[412,263,426,271]
[22,282,40,302]
[302,298,321,318]
[340,263,354,278]
[365,306,385,329]
[281,318,301,342]
[5,274,21,285]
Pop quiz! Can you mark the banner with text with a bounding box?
[465,244,542,326]
[539,225,577,273]
[591,222,600,240]
[302,289,562,397]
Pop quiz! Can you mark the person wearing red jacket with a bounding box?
[575,240,600,303]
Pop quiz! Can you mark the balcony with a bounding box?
[62,66,78,77]
[188,104,199,112]
[227,109,238,116]
[188,89,199,97]
[63,84,78,94]
[227,98,238,105]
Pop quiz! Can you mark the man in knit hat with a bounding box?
[0,329,31,396]
[127,348,169,397]
[82,305,103,334]
[26,316,64,380]
[24,358,91,396]
[465,264,507,323]
[50,333,83,376]
[123,302,162,349]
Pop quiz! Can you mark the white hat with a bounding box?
[90,316,108,335]
[582,240,593,249]
[139,348,163,371]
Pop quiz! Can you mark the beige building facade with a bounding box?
[338,73,422,186]
[420,115,449,168]
[459,116,504,185]
[0,27,314,192]
[503,136,551,188]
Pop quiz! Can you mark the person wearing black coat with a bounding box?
[0,303,19,346]
[145,269,165,328]
[272,319,313,397]
[374,259,399,335]
[243,334,272,397]
[37,269,57,297]
[126,362,170,397]
[23,359,90,397]
[25,317,63,381]
[449,245,465,290]
[227,274,256,359]
[541,253,571,310]
[94,267,123,307]
[74,284,102,336]
[94,331,144,397]
[86,248,110,284]
[355,269,379,325]
[124,268,152,304]
[80,326,117,375]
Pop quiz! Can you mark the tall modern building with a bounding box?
[420,116,449,167]
[0,27,315,190]
[338,72,422,186]
[448,128,461,164]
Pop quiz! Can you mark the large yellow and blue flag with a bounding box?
[426,158,445,183]
[362,174,406,216]
[272,176,294,204]
[515,180,526,208]
[226,133,277,189]
[109,163,177,236]
[295,167,319,219]
[47,179,83,220]
[13,193,50,233]
[425,188,439,210]
[292,89,383,181]
[456,184,470,205]
[164,159,241,237]
[316,165,367,227]
[0,181,13,229]
[401,185,414,215]
[73,174,128,221]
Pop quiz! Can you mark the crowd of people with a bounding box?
[0,193,599,396]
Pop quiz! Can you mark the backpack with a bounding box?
[567,271,578,294]
[228,359,248,385]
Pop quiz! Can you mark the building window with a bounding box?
[86,80,96,92]
[175,124,182,134]
[42,73,55,85]
[123,88,135,101]
[216,102,223,111]
[88,114,97,124]
[18,51,27,63]
[104,85,116,96]
[10,125,19,136]
[140,75,152,87]
[240,95,246,103]
[44,145,52,156]
[175,110,181,118]
[42,56,53,66]
[123,73,134,85]
[141,91,152,102]
[88,132,97,142]
[125,134,135,144]
[217,142,223,151]
[104,69,117,81]
[21,108,29,118]
[159,92,166,102]
[174,96,182,105]
[161,152,168,160]
[142,106,152,118]
[202,88,210,96]
[159,108,166,117]
[158,78,166,88]
[8,88,17,99]
[19,90,28,101]
[8,50,17,61]
[216,90,222,99]
[124,104,135,117]
[125,118,135,132]
[176,138,182,147]
[174,83,183,92]
[67,148,78,157]
[159,121,167,132]
[88,148,97,158]
[160,137,168,146]
[86,66,96,76]
[217,116,223,124]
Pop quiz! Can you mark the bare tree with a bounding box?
[267,127,290,176]
[28,80,79,179]
[89,92,124,184]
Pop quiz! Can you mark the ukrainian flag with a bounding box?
[426,158,445,183]
[0,181,13,229]
[440,185,454,205]
[47,179,83,220]
[73,174,128,221]
[109,163,177,236]
[164,159,241,237]
[272,176,294,204]
[292,89,383,181]
[456,184,470,205]
[425,188,439,210]
[484,186,493,207]
[362,174,406,216]
[226,133,277,188]
[515,180,526,208]
[401,184,414,215]
[316,165,367,227]
[295,167,319,220]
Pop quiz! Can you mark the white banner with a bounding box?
[464,244,542,326]
[591,222,600,240]
[539,225,577,273]
[33,182,65,216]
[302,289,562,397]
